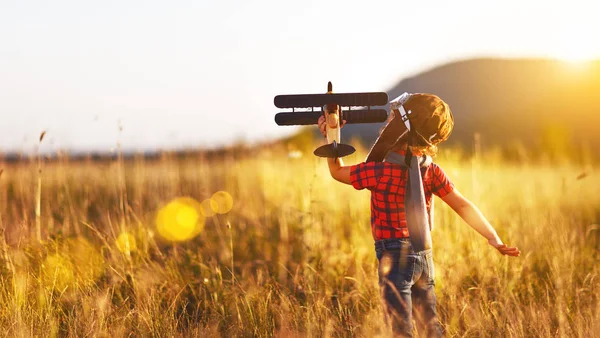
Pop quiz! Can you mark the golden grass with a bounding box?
[0,143,598,337]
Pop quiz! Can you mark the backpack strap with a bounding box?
[384,152,433,252]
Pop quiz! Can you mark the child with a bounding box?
[317,93,520,337]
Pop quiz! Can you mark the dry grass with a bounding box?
[0,142,598,337]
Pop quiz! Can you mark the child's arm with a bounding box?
[327,157,351,184]
[441,189,521,257]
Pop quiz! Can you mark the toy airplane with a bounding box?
[274,82,388,158]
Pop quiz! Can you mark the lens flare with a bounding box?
[116,232,137,254]
[200,199,217,217]
[41,253,75,292]
[379,254,393,277]
[67,238,105,286]
[156,197,206,242]
[210,191,234,214]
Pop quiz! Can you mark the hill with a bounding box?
[340,58,600,155]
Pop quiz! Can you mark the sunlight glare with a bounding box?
[558,52,597,65]
[380,254,392,277]
[200,199,217,217]
[67,237,105,286]
[156,197,206,242]
[553,29,600,64]
[210,191,234,214]
[116,232,137,254]
[41,254,75,292]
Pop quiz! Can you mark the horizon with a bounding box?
[3,55,597,156]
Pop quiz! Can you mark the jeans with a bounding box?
[375,238,442,337]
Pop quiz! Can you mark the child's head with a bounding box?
[386,93,454,157]
[367,93,453,162]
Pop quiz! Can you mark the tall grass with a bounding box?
[0,142,598,337]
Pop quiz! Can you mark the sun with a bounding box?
[557,50,598,64]
[552,34,600,64]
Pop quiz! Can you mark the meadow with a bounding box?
[0,137,598,337]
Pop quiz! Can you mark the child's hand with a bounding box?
[317,115,327,138]
[317,115,346,138]
[488,238,521,257]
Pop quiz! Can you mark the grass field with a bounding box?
[0,139,599,337]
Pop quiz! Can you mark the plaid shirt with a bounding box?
[350,160,454,240]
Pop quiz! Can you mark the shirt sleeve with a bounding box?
[349,162,381,190]
[430,163,455,198]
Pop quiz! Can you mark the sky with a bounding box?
[1,0,599,154]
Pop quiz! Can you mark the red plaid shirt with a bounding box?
[349,159,454,240]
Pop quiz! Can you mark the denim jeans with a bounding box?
[375,238,442,337]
